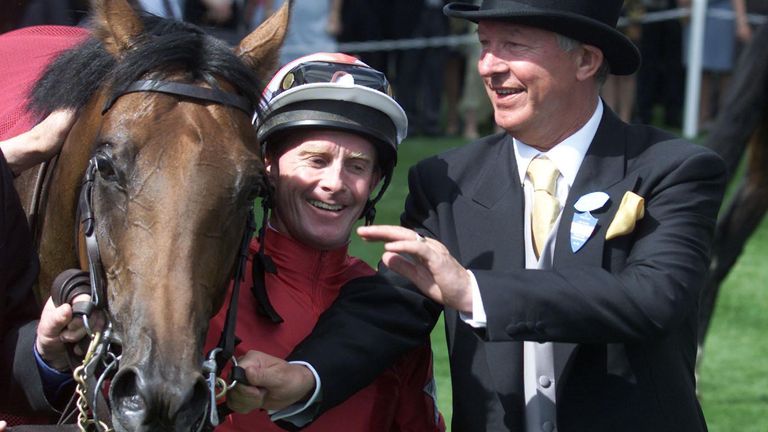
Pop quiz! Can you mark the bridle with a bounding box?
[101,79,253,115]
[57,77,260,431]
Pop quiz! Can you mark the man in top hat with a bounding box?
[234,1,726,431]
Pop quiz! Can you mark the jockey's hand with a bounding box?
[0,419,7,431]
[227,350,315,413]
[35,294,91,371]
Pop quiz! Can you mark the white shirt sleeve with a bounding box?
[268,361,322,426]
[459,270,487,328]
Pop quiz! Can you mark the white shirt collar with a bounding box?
[513,99,603,187]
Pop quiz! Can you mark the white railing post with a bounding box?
[683,0,708,139]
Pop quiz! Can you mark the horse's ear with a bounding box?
[235,0,291,79]
[91,0,144,57]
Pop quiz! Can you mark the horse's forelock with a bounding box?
[28,36,115,119]
[29,14,265,121]
[110,25,263,109]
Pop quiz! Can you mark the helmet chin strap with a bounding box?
[363,204,377,226]
[362,171,392,225]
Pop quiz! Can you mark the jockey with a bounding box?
[204,53,445,431]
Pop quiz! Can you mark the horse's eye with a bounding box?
[95,153,119,182]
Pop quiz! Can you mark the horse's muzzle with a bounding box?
[110,366,209,432]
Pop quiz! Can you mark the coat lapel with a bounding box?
[471,134,521,209]
[469,133,526,270]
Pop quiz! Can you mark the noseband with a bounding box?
[56,78,258,431]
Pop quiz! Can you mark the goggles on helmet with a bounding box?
[272,60,394,100]
[258,53,407,151]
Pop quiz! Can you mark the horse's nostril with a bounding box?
[111,368,147,416]
[109,367,209,431]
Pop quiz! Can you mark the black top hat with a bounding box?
[444,0,641,75]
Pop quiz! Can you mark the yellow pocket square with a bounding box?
[605,191,645,240]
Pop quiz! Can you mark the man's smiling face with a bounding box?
[267,129,380,250]
[477,20,588,148]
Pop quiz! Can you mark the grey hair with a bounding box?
[555,34,610,86]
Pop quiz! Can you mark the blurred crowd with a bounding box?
[603,0,762,131]
[2,0,766,138]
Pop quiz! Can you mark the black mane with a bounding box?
[29,15,262,119]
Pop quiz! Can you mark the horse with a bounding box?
[697,22,768,358]
[13,0,290,429]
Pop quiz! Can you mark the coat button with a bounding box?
[542,420,555,432]
[506,323,526,335]
[538,375,552,388]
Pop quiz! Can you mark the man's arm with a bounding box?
[0,144,45,414]
[223,274,440,421]
[364,136,726,346]
[287,273,441,414]
[476,147,726,343]
[0,109,75,176]
[0,110,81,414]
[1,296,88,415]
[369,141,726,344]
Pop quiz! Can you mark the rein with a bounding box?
[52,77,258,431]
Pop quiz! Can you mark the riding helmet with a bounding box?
[255,52,408,223]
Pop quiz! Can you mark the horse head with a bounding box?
[25,0,290,429]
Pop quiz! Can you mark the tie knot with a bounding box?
[527,157,559,195]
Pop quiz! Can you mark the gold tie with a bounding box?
[527,157,561,258]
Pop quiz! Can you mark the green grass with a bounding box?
[348,135,768,431]
[697,218,768,431]
[692,137,768,431]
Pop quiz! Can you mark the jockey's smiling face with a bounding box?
[266,129,381,250]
